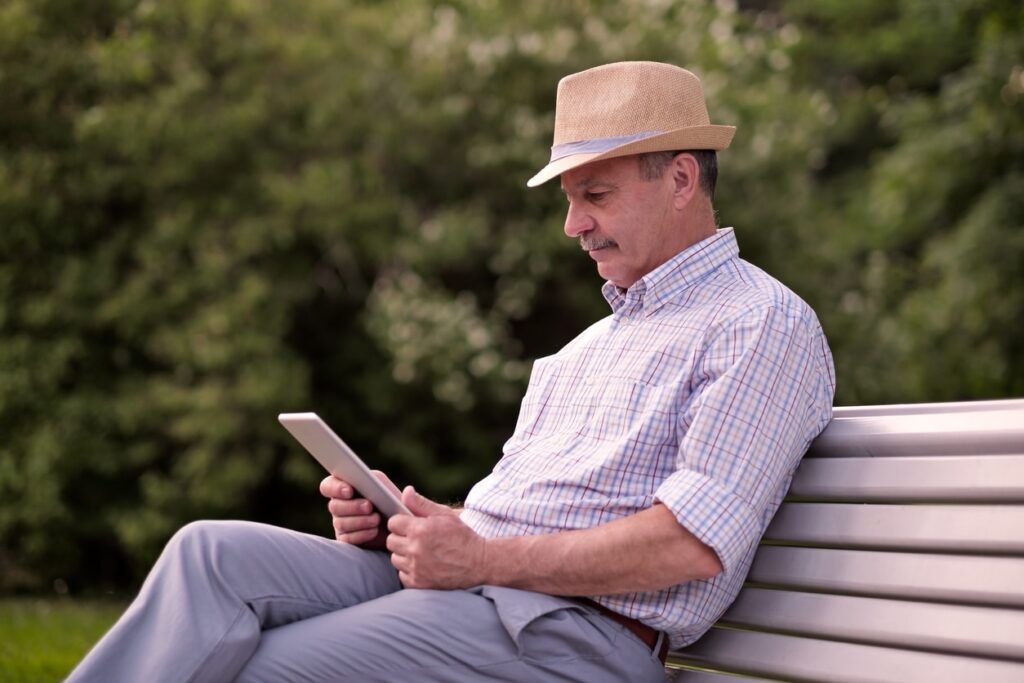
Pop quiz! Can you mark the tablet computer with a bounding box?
[278,412,411,518]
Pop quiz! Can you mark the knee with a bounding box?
[168,519,232,549]
[163,520,253,572]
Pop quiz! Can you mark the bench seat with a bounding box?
[667,398,1024,682]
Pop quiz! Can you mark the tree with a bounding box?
[781,0,1024,402]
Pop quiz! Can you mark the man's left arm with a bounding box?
[388,489,722,593]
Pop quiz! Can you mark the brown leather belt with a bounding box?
[575,598,669,664]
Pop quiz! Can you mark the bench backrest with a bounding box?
[668,398,1024,682]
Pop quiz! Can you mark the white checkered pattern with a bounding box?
[462,229,835,648]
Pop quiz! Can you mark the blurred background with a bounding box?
[1,0,1022,611]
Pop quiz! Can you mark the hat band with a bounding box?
[549,130,663,162]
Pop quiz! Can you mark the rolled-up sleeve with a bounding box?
[655,303,834,574]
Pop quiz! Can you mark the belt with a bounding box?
[575,598,669,665]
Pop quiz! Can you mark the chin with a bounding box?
[597,266,627,286]
[596,261,637,289]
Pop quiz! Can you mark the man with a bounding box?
[69,61,834,682]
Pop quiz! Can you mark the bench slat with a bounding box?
[809,402,1024,458]
[788,455,1024,502]
[832,398,1024,418]
[720,587,1024,660]
[665,400,1024,678]
[671,628,1024,682]
[765,503,1024,553]
[746,546,1024,607]
[664,670,774,682]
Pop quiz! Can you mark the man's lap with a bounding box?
[174,521,662,681]
[235,583,665,682]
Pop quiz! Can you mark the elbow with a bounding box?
[692,543,724,581]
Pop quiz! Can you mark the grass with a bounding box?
[0,598,126,683]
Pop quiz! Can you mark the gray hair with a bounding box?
[637,150,718,199]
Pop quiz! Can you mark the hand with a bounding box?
[386,486,488,590]
[320,471,399,549]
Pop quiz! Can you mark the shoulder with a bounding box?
[666,258,831,378]
[701,259,835,388]
[702,258,822,333]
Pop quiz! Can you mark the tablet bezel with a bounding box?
[278,412,411,518]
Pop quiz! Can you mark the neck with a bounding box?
[678,195,718,250]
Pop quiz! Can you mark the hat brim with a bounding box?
[527,124,736,187]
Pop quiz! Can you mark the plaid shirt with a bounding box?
[461,228,835,648]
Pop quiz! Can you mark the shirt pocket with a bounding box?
[505,354,588,446]
[581,377,671,441]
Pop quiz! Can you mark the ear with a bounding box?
[669,152,700,210]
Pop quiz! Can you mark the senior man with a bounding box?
[68,61,835,682]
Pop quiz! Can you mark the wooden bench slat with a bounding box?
[720,587,1024,660]
[671,628,1024,683]
[765,503,1024,553]
[788,455,1024,502]
[746,546,1024,607]
[809,402,1024,458]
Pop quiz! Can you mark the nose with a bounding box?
[563,200,594,238]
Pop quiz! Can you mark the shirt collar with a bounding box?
[601,228,740,316]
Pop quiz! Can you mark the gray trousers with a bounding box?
[66,520,666,682]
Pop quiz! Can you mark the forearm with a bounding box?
[479,503,723,596]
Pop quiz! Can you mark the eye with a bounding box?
[586,191,609,203]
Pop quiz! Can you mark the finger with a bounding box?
[385,533,408,555]
[327,497,374,518]
[397,570,420,589]
[336,527,381,545]
[387,514,412,535]
[401,486,451,517]
[390,552,413,577]
[320,475,354,500]
[333,513,381,536]
[333,519,380,546]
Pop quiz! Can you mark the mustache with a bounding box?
[580,236,618,251]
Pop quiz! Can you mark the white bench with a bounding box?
[667,398,1024,682]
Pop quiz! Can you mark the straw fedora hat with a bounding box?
[527,61,735,187]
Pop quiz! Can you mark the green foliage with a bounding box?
[786,0,1024,402]
[1,0,1020,593]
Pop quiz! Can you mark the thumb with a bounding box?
[402,486,450,517]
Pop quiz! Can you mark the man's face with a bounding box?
[560,155,683,289]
